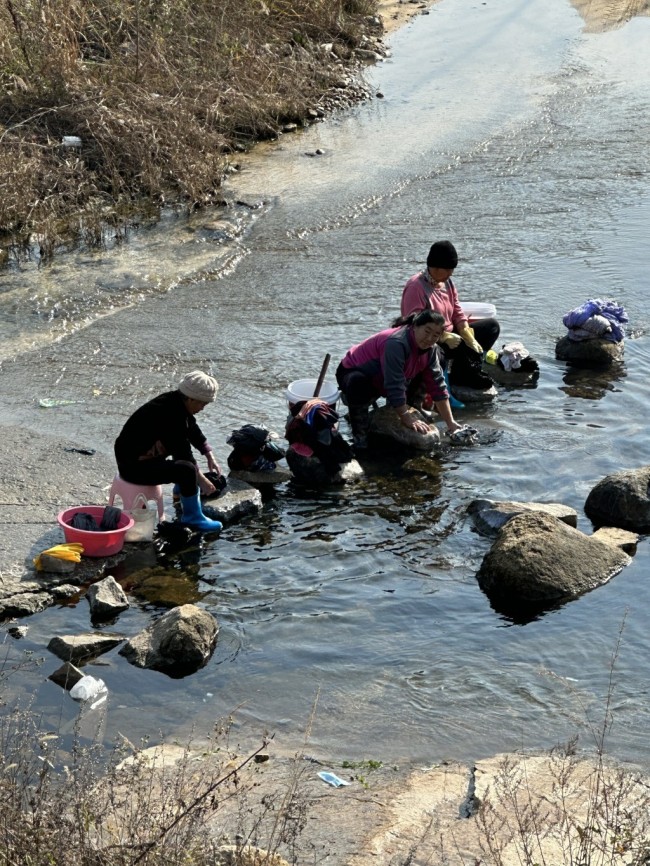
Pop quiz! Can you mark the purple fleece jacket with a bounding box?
[340,326,448,407]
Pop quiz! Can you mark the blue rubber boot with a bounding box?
[443,367,465,409]
[180,491,223,532]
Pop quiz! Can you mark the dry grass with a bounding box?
[0,0,378,256]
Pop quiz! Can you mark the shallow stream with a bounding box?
[2,0,650,768]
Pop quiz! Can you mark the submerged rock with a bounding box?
[86,575,129,618]
[468,498,578,538]
[48,632,124,663]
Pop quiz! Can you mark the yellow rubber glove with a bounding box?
[33,543,84,570]
[458,325,483,355]
[438,331,462,349]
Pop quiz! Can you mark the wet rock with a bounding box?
[47,632,125,663]
[38,553,77,574]
[281,123,298,133]
[585,466,650,531]
[1,591,52,618]
[48,661,85,690]
[200,478,262,524]
[591,526,638,554]
[86,575,129,618]
[227,467,291,487]
[450,383,498,403]
[50,583,81,600]
[369,405,440,450]
[555,336,624,367]
[7,625,28,639]
[285,448,362,487]
[468,499,578,538]
[119,603,218,677]
[483,359,539,387]
[477,512,630,605]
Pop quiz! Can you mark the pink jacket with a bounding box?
[400,271,468,333]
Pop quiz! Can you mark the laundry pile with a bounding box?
[285,398,354,478]
[227,424,286,472]
[563,298,628,343]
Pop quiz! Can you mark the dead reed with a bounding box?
[0,0,377,257]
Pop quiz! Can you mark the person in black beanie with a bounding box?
[399,240,499,390]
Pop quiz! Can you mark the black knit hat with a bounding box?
[426,240,458,269]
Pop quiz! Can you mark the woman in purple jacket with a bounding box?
[336,310,463,450]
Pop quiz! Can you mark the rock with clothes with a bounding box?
[285,398,356,482]
[477,512,631,608]
[555,334,624,367]
[562,298,628,343]
[483,342,540,386]
[226,424,286,472]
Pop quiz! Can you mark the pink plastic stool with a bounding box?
[108,474,165,520]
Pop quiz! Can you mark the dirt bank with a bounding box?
[569,0,650,30]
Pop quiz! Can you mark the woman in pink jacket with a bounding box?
[401,240,499,390]
[336,309,462,450]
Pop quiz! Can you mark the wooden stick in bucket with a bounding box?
[312,353,331,398]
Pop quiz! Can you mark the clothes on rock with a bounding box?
[498,341,530,372]
[285,399,354,476]
[226,424,286,471]
[563,298,628,342]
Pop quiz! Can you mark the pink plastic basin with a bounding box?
[57,506,134,557]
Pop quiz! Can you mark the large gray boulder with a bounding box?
[555,336,623,367]
[468,498,578,538]
[477,512,630,605]
[585,466,650,532]
[119,604,218,677]
[369,405,440,450]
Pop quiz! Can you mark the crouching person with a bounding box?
[336,309,463,451]
[114,370,223,532]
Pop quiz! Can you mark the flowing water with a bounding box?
[2,0,650,767]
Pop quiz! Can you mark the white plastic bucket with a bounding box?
[461,302,497,322]
[285,378,340,407]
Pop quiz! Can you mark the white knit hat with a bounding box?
[178,370,218,403]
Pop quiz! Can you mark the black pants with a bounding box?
[117,458,198,497]
[336,362,380,408]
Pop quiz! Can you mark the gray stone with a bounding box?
[87,575,129,618]
[202,477,263,524]
[477,512,630,605]
[450,383,498,403]
[119,604,217,676]
[585,466,650,532]
[51,583,81,600]
[227,467,292,487]
[468,498,578,538]
[555,335,624,367]
[369,405,441,450]
[483,361,539,387]
[7,625,28,639]
[285,451,361,486]
[48,661,85,690]
[1,591,52,618]
[47,632,125,663]
[591,526,639,554]
[38,553,76,574]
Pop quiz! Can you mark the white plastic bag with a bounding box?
[69,675,108,708]
[125,493,156,542]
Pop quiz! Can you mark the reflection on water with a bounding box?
[560,360,627,400]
